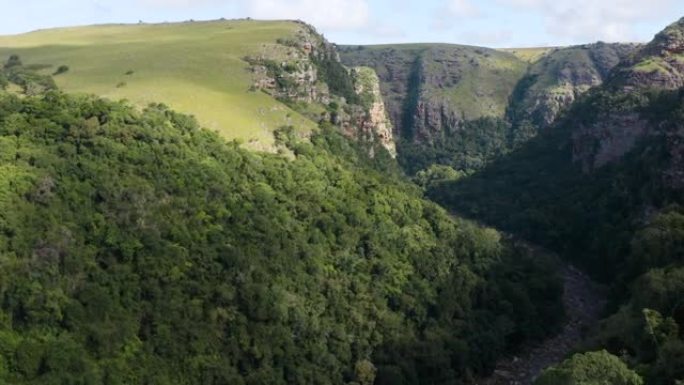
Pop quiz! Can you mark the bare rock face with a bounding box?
[569,18,684,175]
[572,113,649,172]
[351,67,396,156]
[246,24,397,156]
[339,44,526,143]
[612,17,684,91]
[510,43,637,131]
[247,26,332,105]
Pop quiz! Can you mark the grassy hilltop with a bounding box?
[0,20,318,148]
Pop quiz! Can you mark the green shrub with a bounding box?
[535,351,643,385]
[53,65,69,75]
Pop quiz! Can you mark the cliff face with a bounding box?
[612,17,684,91]
[509,43,637,130]
[247,22,397,156]
[339,44,527,143]
[339,42,640,175]
[340,43,638,147]
[571,112,649,172]
[351,67,396,156]
[571,18,684,175]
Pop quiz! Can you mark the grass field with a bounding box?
[499,47,557,63]
[0,20,318,149]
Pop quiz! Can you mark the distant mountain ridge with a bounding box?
[340,41,639,174]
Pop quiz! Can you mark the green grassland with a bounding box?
[632,53,684,73]
[499,47,556,63]
[0,20,318,149]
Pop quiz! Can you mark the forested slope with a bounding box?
[0,58,563,385]
[430,17,684,385]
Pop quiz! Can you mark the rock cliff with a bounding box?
[509,43,637,132]
[247,22,397,156]
[350,67,396,156]
[571,18,684,174]
[339,44,526,143]
[612,17,684,91]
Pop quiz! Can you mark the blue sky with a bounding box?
[2,0,684,47]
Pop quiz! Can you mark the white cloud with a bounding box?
[247,0,370,30]
[497,0,676,42]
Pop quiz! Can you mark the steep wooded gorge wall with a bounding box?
[572,18,684,176]
[339,42,638,162]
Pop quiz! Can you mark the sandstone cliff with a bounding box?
[350,67,396,156]
[247,22,397,156]
[612,17,684,91]
[339,44,526,143]
[571,18,684,175]
[509,42,637,131]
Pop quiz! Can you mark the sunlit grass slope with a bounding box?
[499,47,556,63]
[0,20,318,148]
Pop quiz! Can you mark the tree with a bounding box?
[414,164,464,190]
[53,65,69,75]
[535,351,643,385]
[3,54,21,69]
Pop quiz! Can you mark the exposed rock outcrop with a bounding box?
[246,22,397,156]
[339,44,526,143]
[611,17,684,91]
[570,18,684,175]
[572,113,649,172]
[247,25,332,104]
[351,67,396,156]
[509,42,637,131]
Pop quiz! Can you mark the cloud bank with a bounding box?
[498,0,677,42]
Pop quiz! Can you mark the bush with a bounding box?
[53,65,69,75]
[535,351,643,385]
[3,54,21,69]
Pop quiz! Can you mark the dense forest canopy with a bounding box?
[0,58,563,385]
[1,14,684,385]
[428,28,684,384]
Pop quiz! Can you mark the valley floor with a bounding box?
[480,262,606,385]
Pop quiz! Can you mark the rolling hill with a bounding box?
[0,20,319,149]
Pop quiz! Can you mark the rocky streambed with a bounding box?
[479,263,607,385]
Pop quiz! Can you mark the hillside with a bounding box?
[0,58,565,385]
[498,47,556,63]
[431,17,684,385]
[0,20,320,148]
[2,12,684,385]
[508,42,637,138]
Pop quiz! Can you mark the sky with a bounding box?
[1,0,684,48]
